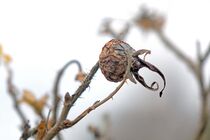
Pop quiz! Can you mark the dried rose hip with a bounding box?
[99,39,166,97]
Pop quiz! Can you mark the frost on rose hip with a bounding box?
[99,39,166,97]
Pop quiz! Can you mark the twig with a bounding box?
[44,76,126,140]
[5,65,28,124]
[155,31,209,140]
[70,78,126,127]
[155,30,197,75]
[20,126,38,140]
[43,61,99,140]
[46,109,52,131]
[99,19,130,40]
[201,43,210,63]
[52,60,82,125]
[20,121,30,140]
[194,41,209,140]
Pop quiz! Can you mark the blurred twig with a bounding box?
[155,31,197,74]
[201,43,210,63]
[88,114,113,140]
[99,18,130,40]
[135,7,210,140]
[6,65,28,124]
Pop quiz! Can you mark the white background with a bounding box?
[0,0,210,140]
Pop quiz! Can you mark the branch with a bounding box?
[194,41,209,140]
[99,18,130,40]
[44,77,126,140]
[155,30,197,75]
[52,60,82,125]
[43,61,99,140]
[43,55,133,140]
[6,65,28,124]
[20,125,37,140]
[196,41,205,93]
[201,43,210,63]
[69,78,126,127]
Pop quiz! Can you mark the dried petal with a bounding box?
[75,71,87,82]
[133,57,166,97]
[133,71,159,91]
[135,7,165,31]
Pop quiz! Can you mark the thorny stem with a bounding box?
[43,58,131,140]
[68,77,126,127]
[52,60,82,125]
[51,60,83,140]
[43,61,99,140]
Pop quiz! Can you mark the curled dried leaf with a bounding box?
[132,57,166,97]
[19,89,48,115]
[19,90,36,106]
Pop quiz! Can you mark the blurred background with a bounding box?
[0,0,210,140]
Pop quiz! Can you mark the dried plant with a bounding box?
[99,6,210,140]
[1,37,166,140]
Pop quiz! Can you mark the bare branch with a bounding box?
[45,78,126,140]
[201,43,210,63]
[52,60,82,125]
[20,127,37,140]
[20,121,30,140]
[46,109,52,131]
[196,41,205,92]
[6,65,28,124]
[43,61,99,140]
[99,18,130,40]
[155,31,197,75]
[69,78,126,126]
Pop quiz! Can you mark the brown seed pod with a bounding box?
[99,39,135,82]
[99,39,166,97]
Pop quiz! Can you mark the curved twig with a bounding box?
[52,60,82,125]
